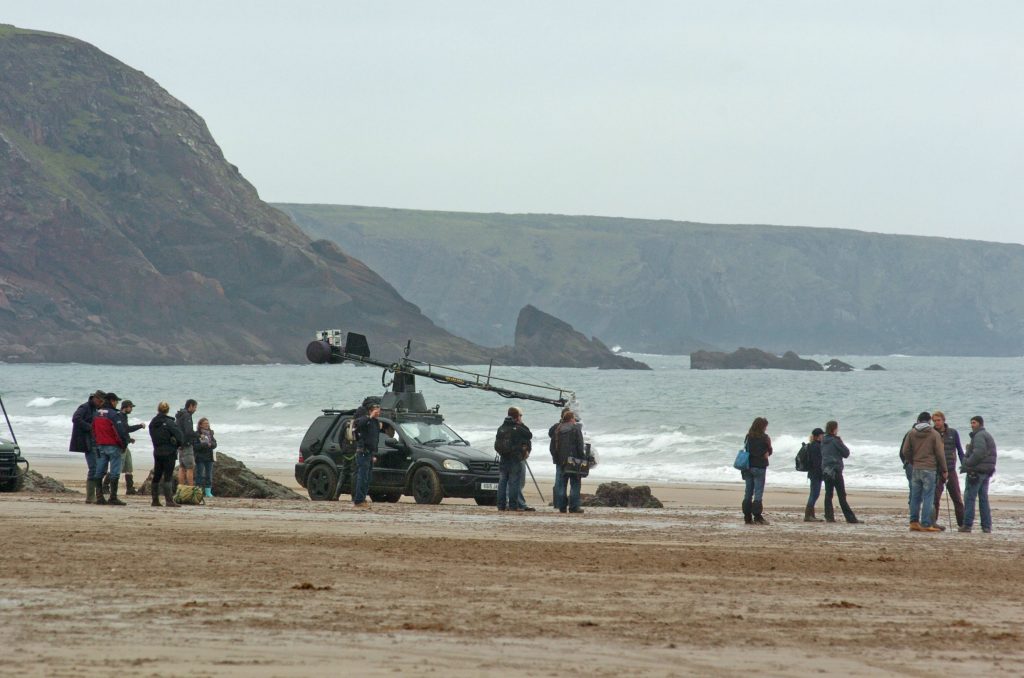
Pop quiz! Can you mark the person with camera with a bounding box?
[900,411,947,532]
[549,409,586,514]
[960,415,997,533]
[352,404,382,508]
[820,420,861,524]
[495,406,534,512]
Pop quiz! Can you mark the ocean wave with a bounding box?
[26,397,67,408]
[213,423,307,434]
[271,402,289,409]
[235,399,265,410]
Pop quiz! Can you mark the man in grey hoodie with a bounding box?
[900,411,948,532]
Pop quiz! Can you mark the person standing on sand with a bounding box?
[900,411,947,532]
[820,421,861,524]
[91,392,131,506]
[960,415,997,534]
[550,410,586,514]
[117,399,146,495]
[194,417,218,498]
[495,406,535,512]
[70,390,105,504]
[803,427,825,522]
[741,417,772,525]
[931,411,966,529]
[149,401,184,508]
[175,399,198,487]
[352,404,382,508]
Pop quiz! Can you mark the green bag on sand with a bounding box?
[174,485,205,505]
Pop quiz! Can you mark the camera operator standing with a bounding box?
[352,404,382,509]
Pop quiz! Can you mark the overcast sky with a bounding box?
[7,1,1024,243]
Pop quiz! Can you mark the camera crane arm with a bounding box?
[306,331,573,408]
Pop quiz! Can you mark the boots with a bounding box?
[162,482,180,508]
[752,501,769,525]
[102,473,111,495]
[125,474,136,495]
[204,487,213,498]
[107,478,126,506]
[824,503,836,522]
[86,478,96,504]
[742,499,753,525]
[804,506,824,522]
[151,481,161,507]
[94,477,108,505]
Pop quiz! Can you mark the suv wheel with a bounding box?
[411,466,443,505]
[306,464,337,501]
[474,496,496,506]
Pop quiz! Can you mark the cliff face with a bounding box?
[0,26,487,364]
[279,203,1024,356]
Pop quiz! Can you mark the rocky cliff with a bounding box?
[279,203,1024,357]
[0,26,487,365]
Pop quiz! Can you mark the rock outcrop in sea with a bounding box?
[689,348,822,371]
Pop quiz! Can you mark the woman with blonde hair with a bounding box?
[194,417,218,498]
[148,401,184,508]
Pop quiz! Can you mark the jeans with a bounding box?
[806,473,822,510]
[934,470,965,527]
[195,459,214,489]
[353,450,373,504]
[743,467,766,504]
[963,473,992,531]
[553,465,581,511]
[909,468,937,527]
[497,458,526,509]
[94,445,123,480]
[824,470,857,522]
[84,440,98,480]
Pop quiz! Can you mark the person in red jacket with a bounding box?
[91,392,130,506]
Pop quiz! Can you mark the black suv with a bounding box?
[294,407,500,505]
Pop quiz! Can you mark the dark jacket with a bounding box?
[900,423,947,473]
[746,434,772,469]
[93,405,129,448]
[821,434,850,476]
[549,421,585,466]
[354,415,382,452]
[935,425,965,473]
[497,417,533,462]
[806,440,823,478]
[69,399,96,453]
[194,428,218,463]
[175,408,196,447]
[964,427,997,476]
[149,413,184,456]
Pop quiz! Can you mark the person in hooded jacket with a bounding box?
[960,415,997,533]
[803,428,825,522]
[549,410,586,514]
[495,406,534,512]
[900,411,948,532]
[149,401,184,507]
[741,417,772,525]
[820,420,861,524]
[70,390,105,503]
[91,392,131,506]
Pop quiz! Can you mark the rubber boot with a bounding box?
[205,487,213,498]
[824,503,836,523]
[125,474,136,495]
[753,500,769,525]
[151,481,161,507]
[108,478,126,506]
[94,477,108,505]
[86,478,96,504]
[742,499,753,525]
[162,482,180,508]
[102,473,111,495]
[804,506,824,522]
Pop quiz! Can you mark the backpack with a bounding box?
[795,442,809,472]
[494,425,515,458]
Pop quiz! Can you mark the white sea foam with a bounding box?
[271,402,289,409]
[235,399,265,410]
[26,397,66,408]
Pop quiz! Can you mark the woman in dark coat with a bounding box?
[804,428,825,522]
[820,420,860,523]
[741,416,772,525]
[549,410,586,514]
[149,401,184,508]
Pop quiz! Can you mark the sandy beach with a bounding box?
[3,458,1024,676]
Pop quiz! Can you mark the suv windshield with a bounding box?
[398,421,467,446]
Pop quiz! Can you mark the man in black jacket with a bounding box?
[175,399,198,487]
[70,390,105,503]
[495,407,534,512]
[803,427,825,522]
[352,404,382,508]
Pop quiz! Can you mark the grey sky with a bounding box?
[7,1,1024,243]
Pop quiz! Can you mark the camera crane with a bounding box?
[306,330,574,411]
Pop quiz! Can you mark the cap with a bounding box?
[105,392,120,402]
[91,390,107,399]
[121,400,135,409]
[811,427,825,436]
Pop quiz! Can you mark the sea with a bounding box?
[2,355,1022,493]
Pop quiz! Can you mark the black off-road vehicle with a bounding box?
[0,395,28,492]
[298,330,574,505]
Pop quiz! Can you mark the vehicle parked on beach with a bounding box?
[294,406,500,505]
[0,395,28,492]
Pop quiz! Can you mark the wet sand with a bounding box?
[3,458,1024,676]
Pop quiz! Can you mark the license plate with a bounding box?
[480,482,498,491]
